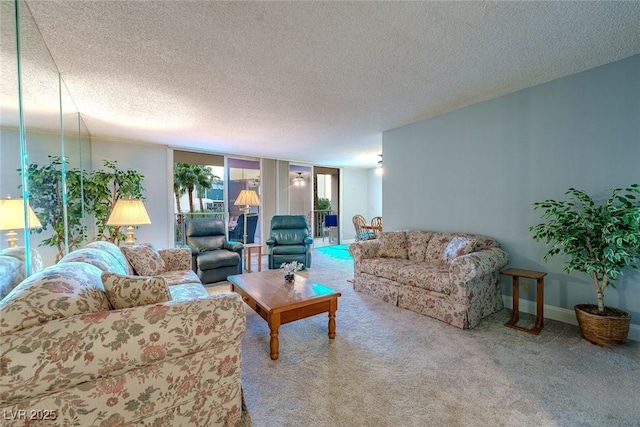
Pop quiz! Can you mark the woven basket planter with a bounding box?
[574,304,631,346]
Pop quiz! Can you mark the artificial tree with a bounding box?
[84,160,146,244]
[23,158,146,257]
[530,184,640,343]
[23,156,86,261]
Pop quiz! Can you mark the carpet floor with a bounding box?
[207,248,640,427]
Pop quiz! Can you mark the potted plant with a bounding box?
[530,184,640,345]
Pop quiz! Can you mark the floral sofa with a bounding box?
[350,230,509,329]
[0,241,246,426]
[0,247,42,300]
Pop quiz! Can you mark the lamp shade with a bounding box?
[234,190,260,206]
[106,199,151,226]
[0,197,42,231]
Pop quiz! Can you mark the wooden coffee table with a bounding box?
[228,270,341,360]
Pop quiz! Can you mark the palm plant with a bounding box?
[194,166,220,212]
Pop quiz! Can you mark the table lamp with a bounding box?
[0,196,42,248]
[234,190,260,244]
[106,198,151,246]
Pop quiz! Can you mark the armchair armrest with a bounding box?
[449,247,510,287]
[224,241,244,253]
[266,238,276,247]
[304,236,314,246]
[159,248,192,271]
[0,293,245,406]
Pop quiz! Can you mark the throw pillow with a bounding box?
[442,236,477,263]
[378,231,408,259]
[121,244,166,276]
[425,233,453,265]
[101,272,171,309]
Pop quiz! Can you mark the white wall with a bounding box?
[340,168,370,242]
[90,139,173,249]
[367,168,383,220]
[383,55,640,328]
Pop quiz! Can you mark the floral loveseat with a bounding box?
[350,230,509,329]
[0,241,246,426]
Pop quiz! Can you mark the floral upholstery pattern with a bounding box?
[350,229,509,329]
[442,236,476,263]
[159,248,192,271]
[121,244,167,276]
[424,233,454,266]
[59,247,129,275]
[102,272,171,309]
[157,269,201,286]
[406,230,434,262]
[86,240,135,275]
[1,295,245,426]
[0,241,245,426]
[0,262,112,335]
[377,231,408,259]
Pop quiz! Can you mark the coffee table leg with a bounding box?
[269,313,281,360]
[328,298,337,339]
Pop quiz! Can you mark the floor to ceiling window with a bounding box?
[173,151,225,246]
[227,158,261,244]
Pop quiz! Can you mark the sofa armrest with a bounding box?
[349,239,381,263]
[0,293,245,405]
[449,247,510,287]
[159,248,192,271]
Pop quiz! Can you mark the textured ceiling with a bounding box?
[11,1,640,167]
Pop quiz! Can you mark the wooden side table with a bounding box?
[243,243,262,273]
[501,268,547,335]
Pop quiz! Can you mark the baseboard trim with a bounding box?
[502,295,639,343]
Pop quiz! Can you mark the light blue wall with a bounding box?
[383,55,640,325]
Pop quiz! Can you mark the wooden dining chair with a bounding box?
[370,216,383,237]
[352,214,375,241]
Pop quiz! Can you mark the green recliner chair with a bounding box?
[266,215,313,269]
[184,218,243,284]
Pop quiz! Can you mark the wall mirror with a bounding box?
[0,0,90,271]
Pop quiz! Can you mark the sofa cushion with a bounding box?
[378,231,408,259]
[169,283,210,301]
[360,258,414,281]
[59,248,128,275]
[101,272,171,309]
[406,230,435,262]
[425,233,454,266]
[397,264,453,295]
[272,245,307,255]
[121,244,167,276]
[0,262,111,335]
[197,250,241,270]
[85,240,134,274]
[442,236,477,263]
[157,269,202,286]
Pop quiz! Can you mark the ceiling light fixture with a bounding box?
[294,172,305,186]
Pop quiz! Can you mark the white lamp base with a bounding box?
[6,230,17,248]
[124,226,136,246]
